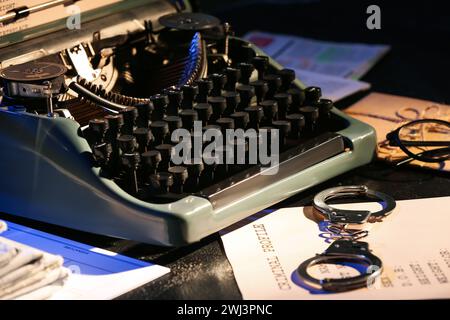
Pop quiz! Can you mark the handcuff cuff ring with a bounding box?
[296,240,383,292]
[313,185,396,225]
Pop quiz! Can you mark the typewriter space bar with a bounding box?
[201,132,346,210]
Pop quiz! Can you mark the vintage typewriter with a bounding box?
[0,0,376,246]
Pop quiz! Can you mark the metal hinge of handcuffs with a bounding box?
[296,185,396,292]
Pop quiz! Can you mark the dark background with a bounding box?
[2,0,450,299]
[200,0,450,104]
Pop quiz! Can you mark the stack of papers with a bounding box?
[0,219,170,300]
[0,225,69,300]
[244,31,390,101]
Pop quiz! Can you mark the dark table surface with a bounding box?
[1,0,449,300]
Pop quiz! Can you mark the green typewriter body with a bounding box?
[0,0,376,246]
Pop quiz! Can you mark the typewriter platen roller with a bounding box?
[0,0,376,246]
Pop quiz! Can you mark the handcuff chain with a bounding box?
[325,223,370,241]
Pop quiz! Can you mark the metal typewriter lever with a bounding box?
[0,0,80,25]
[296,240,383,292]
[313,185,396,225]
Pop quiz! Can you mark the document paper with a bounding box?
[1,220,170,300]
[244,30,389,79]
[221,197,450,299]
[243,31,390,101]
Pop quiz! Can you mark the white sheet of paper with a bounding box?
[295,69,370,101]
[221,197,450,300]
[244,31,389,79]
[0,220,170,300]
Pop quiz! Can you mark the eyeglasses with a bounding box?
[386,119,450,164]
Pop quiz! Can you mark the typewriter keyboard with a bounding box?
[83,56,347,204]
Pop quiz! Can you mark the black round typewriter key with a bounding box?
[230,111,250,129]
[117,135,137,153]
[201,126,221,152]
[104,115,124,169]
[133,127,153,153]
[210,73,227,97]
[272,120,291,135]
[184,161,205,192]
[274,92,292,120]
[121,152,140,194]
[196,78,213,103]
[200,154,218,187]
[286,113,305,139]
[105,114,124,136]
[93,143,112,167]
[156,144,175,171]
[278,68,296,91]
[222,91,240,116]
[88,118,109,144]
[202,124,221,142]
[260,100,278,125]
[150,94,169,121]
[119,107,138,135]
[215,145,232,179]
[166,89,183,116]
[181,84,199,109]
[259,126,278,157]
[287,88,306,113]
[122,151,140,169]
[272,120,291,148]
[185,161,204,177]
[150,121,170,145]
[304,86,322,105]
[264,74,282,99]
[135,102,154,128]
[189,130,203,159]
[180,109,199,131]
[229,139,249,173]
[171,131,193,151]
[245,105,264,130]
[250,80,269,104]
[216,117,235,133]
[165,115,183,134]
[194,103,213,125]
[252,56,269,80]
[169,166,189,193]
[236,85,255,110]
[150,172,173,194]
[238,62,255,85]
[315,98,334,128]
[104,115,124,148]
[202,124,221,133]
[208,96,227,122]
[299,106,319,134]
[224,67,241,91]
[141,150,162,176]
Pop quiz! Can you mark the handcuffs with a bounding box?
[296,185,396,293]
